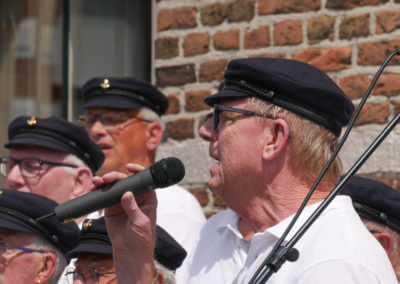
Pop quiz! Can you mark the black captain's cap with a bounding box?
[204,58,355,136]
[0,189,80,255]
[341,176,400,233]
[81,77,169,116]
[66,217,187,270]
[5,116,104,174]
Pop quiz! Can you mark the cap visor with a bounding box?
[5,136,71,153]
[82,95,144,110]
[66,241,112,259]
[204,89,249,106]
[0,213,43,236]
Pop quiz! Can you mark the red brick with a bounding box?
[199,59,228,82]
[394,101,400,116]
[156,64,196,87]
[227,0,255,23]
[259,0,320,14]
[200,2,228,26]
[355,102,390,125]
[339,74,370,99]
[292,47,352,72]
[188,187,209,207]
[244,26,270,49]
[358,39,400,66]
[155,37,179,59]
[213,194,226,207]
[372,74,400,97]
[164,118,195,140]
[183,33,210,57]
[250,53,286,58]
[376,10,400,34]
[376,177,400,191]
[326,0,388,9]
[339,14,369,39]
[166,94,180,115]
[307,16,335,43]
[157,7,197,31]
[185,90,212,112]
[274,20,303,46]
[213,29,240,50]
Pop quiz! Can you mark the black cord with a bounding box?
[249,48,400,284]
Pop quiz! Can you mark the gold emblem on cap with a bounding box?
[83,219,93,230]
[27,116,37,126]
[221,66,227,79]
[100,79,110,89]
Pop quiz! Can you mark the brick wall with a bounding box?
[153,0,400,216]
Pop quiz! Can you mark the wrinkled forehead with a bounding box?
[76,253,114,268]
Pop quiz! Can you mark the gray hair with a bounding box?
[154,260,176,284]
[30,234,67,284]
[137,107,164,130]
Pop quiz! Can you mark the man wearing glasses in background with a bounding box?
[80,77,206,275]
[0,189,79,283]
[1,116,105,284]
[65,217,186,284]
[1,116,104,225]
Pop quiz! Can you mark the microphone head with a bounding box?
[150,157,185,188]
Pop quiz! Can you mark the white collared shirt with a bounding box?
[177,208,248,283]
[235,196,397,284]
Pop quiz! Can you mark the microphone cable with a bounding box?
[249,48,400,284]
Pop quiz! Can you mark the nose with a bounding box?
[72,277,85,284]
[199,117,217,142]
[5,164,25,189]
[87,119,108,140]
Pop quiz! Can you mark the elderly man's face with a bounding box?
[0,229,51,284]
[72,253,116,284]
[84,107,151,176]
[5,146,78,204]
[199,98,272,209]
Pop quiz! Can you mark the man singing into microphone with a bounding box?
[96,58,397,283]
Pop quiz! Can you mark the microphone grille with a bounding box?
[150,157,185,187]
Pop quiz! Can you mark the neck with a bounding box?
[238,173,334,236]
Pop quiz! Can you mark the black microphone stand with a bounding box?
[249,48,400,284]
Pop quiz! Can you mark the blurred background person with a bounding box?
[81,77,205,267]
[0,189,80,284]
[342,176,400,282]
[66,217,186,284]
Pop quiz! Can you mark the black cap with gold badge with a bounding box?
[5,116,104,174]
[67,217,187,271]
[81,77,169,116]
[0,189,80,256]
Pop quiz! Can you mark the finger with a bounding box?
[126,163,146,174]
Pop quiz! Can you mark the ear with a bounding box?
[35,252,57,284]
[71,166,93,199]
[262,119,290,162]
[374,232,394,255]
[146,122,163,151]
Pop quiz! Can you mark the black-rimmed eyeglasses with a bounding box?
[207,104,276,130]
[0,157,78,179]
[84,111,151,128]
[65,266,116,282]
[0,240,47,255]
